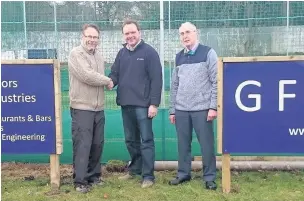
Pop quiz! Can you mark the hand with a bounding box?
[107,80,114,90]
[169,115,175,124]
[207,109,217,121]
[148,105,158,118]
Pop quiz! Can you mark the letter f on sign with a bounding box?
[279,80,296,111]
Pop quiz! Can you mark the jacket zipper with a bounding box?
[94,55,99,110]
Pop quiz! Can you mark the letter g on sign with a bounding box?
[235,80,261,112]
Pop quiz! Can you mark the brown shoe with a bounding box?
[141,180,154,188]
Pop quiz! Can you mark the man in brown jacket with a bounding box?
[68,24,113,193]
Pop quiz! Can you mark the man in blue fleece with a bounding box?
[168,22,218,190]
[108,19,163,188]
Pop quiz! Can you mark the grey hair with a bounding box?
[179,22,197,32]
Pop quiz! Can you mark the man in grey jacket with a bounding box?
[168,22,218,190]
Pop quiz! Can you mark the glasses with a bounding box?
[179,30,196,36]
[83,35,99,40]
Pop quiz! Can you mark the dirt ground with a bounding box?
[1,162,73,182]
[1,161,126,183]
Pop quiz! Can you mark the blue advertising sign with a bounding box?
[1,63,56,154]
[222,60,304,154]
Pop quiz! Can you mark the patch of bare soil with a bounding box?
[1,162,73,181]
[1,160,128,182]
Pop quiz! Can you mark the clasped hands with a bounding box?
[106,79,114,90]
[105,79,157,119]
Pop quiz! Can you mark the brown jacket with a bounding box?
[68,45,111,111]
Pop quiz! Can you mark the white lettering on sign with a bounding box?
[235,80,296,112]
[279,80,296,111]
[235,80,261,112]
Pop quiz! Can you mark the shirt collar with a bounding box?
[126,39,142,51]
[184,42,199,55]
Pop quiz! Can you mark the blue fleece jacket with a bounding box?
[109,40,163,107]
[169,44,218,114]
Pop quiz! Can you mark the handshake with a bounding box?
[106,79,114,90]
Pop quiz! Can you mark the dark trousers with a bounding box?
[175,110,216,182]
[121,106,155,181]
[70,108,105,186]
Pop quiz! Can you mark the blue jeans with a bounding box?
[121,106,155,181]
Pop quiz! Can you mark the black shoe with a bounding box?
[74,184,90,193]
[169,177,191,185]
[88,177,105,186]
[205,181,217,190]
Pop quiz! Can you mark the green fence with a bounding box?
[1,109,218,164]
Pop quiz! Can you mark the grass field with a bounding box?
[2,163,304,201]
